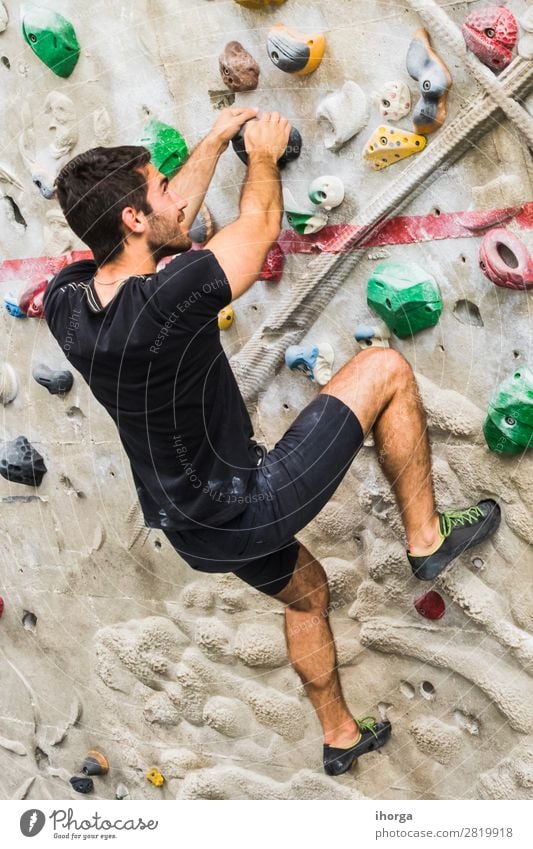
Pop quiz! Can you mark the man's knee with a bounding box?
[354,346,413,385]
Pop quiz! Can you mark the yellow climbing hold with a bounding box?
[218,305,234,331]
[145,767,164,787]
[363,125,426,171]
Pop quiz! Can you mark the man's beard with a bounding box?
[147,211,192,263]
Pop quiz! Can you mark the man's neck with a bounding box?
[94,250,157,285]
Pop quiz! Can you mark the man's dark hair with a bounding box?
[54,145,152,267]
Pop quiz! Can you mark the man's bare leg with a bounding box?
[320,347,440,554]
[273,347,441,748]
[274,542,361,747]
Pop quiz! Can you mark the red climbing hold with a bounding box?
[414,590,445,620]
[479,228,533,291]
[259,243,284,283]
[19,279,48,318]
[0,597,4,617]
[462,5,518,71]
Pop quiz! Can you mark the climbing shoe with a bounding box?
[323,715,392,776]
[407,499,501,581]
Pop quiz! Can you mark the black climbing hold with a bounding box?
[0,436,47,486]
[70,775,94,794]
[32,364,74,395]
[232,120,302,169]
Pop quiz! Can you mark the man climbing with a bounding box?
[44,107,501,777]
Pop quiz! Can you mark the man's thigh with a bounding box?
[250,391,364,548]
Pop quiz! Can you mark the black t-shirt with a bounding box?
[43,249,263,530]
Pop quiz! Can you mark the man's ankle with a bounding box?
[408,514,442,556]
[324,717,361,746]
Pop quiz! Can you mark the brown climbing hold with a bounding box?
[82,750,109,776]
[219,41,260,92]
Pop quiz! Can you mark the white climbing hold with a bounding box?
[283,187,328,235]
[316,81,369,152]
[0,2,7,32]
[308,175,345,210]
[0,363,18,404]
[372,80,412,122]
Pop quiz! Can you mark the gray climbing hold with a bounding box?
[32,363,74,395]
[0,436,47,486]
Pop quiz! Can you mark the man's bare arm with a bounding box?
[206,112,290,301]
[168,107,258,231]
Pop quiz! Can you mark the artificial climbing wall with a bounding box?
[0,0,532,801]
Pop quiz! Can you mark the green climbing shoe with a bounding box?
[408,499,501,581]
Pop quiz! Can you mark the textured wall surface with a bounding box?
[0,0,532,801]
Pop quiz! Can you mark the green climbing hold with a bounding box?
[367,260,442,338]
[483,367,533,454]
[21,4,80,78]
[137,120,189,180]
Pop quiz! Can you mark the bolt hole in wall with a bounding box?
[420,680,435,700]
[22,610,37,631]
[433,208,441,216]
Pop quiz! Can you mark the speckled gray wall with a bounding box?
[0,0,532,801]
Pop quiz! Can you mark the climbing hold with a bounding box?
[518,7,533,60]
[18,279,48,318]
[367,260,442,339]
[0,597,3,617]
[316,81,368,152]
[3,296,26,318]
[145,767,165,787]
[462,5,518,72]
[283,187,328,235]
[414,590,446,620]
[234,0,286,7]
[138,120,188,180]
[115,783,130,800]
[353,322,391,349]
[21,4,80,78]
[372,81,412,122]
[189,203,214,245]
[0,3,7,33]
[478,228,533,291]
[483,367,533,454]
[218,305,234,331]
[69,776,93,794]
[362,125,426,171]
[82,750,109,776]
[32,364,74,395]
[0,435,47,486]
[259,243,284,283]
[232,119,302,169]
[285,343,334,386]
[406,28,452,134]
[308,176,345,211]
[0,364,19,405]
[266,23,325,76]
[219,41,260,92]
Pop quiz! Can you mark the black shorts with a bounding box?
[162,392,364,596]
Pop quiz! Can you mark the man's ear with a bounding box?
[121,206,146,234]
